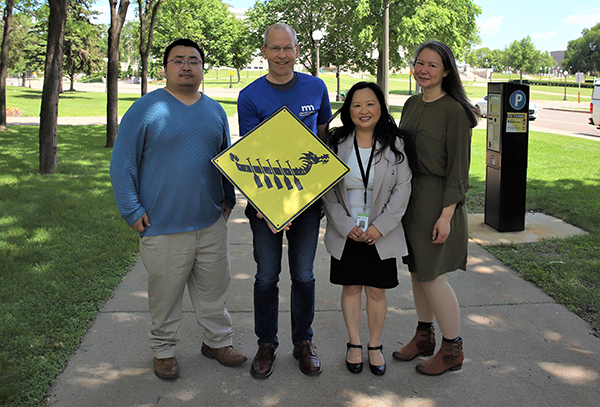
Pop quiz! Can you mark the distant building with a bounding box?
[551,51,565,66]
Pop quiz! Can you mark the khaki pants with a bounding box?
[139,215,233,358]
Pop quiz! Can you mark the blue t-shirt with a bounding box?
[237,72,332,137]
[110,89,235,237]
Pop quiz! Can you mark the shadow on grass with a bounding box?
[0,125,139,406]
[9,88,42,100]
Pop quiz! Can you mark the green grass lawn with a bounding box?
[5,86,240,118]
[0,126,139,406]
[1,81,599,406]
[467,130,600,335]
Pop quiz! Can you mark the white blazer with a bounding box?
[322,134,412,260]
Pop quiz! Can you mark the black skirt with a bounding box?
[330,238,399,289]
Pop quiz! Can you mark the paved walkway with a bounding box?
[44,191,599,406]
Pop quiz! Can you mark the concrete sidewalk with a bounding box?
[46,193,599,406]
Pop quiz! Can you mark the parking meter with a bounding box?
[484,82,530,232]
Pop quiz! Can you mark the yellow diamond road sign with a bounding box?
[212,107,350,232]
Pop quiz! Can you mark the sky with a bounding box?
[92,1,600,52]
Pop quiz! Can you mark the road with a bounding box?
[530,102,599,140]
[472,100,599,141]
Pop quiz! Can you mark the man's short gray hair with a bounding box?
[263,23,298,47]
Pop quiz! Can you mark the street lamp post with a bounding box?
[312,30,323,78]
[336,66,341,101]
[563,70,568,101]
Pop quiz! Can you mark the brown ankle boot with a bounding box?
[392,326,435,361]
[415,338,463,376]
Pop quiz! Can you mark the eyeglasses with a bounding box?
[168,59,202,68]
[266,46,296,54]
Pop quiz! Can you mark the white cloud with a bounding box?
[532,31,559,41]
[563,13,600,28]
[477,15,504,35]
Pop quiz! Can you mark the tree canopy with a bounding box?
[563,23,600,75]
[245,0,481,83]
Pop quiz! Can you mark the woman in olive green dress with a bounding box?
[392,41,478,375]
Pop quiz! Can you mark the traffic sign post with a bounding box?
[575,72,584,104]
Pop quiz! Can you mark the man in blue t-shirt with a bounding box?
[110,39,247,380]
[238,23,332,379]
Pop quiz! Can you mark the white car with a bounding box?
[474,95,538,121]
[590,80,600,129]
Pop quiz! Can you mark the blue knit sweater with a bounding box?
[110,89,235,237]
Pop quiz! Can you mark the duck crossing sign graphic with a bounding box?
[212,107,350,232]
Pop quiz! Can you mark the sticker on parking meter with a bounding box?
[506,113,527,133]
[509,90,527,111]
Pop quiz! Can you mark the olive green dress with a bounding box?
[399,94,471,282]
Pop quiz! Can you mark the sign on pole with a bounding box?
[212,107,350,232]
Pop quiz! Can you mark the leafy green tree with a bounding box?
[1,0,39,127]
[17,6,49,83]
[502,36,540,82]
[466,47,503,69]
[137,0,162,96]
[106,0,131,148]
[246,0,481,85]
[228,16,254,82]
[538,50,557,75]
[63,1,104,91]
[152,0,242,69]
[563,23,600,75]
[119,20,139,63]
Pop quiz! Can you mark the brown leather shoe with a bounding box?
[392,326,435,361]
[201,342,247,367]
[416,338,464,376]
[154,357,179,380]
[293,341,322,376]
[251,343,277,379]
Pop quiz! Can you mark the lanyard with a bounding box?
[353,136,375,210]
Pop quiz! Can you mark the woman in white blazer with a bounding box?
[322,82,413,375]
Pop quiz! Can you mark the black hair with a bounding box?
[412,40,478,128]
[163,38,204,67]
[327,82,415,171]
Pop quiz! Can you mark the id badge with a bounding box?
[356,213,369,232]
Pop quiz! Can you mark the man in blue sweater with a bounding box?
[110,39,246,380]
[238,23,332,379]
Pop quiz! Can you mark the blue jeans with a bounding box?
[246,202,321,346]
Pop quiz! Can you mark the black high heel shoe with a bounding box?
[368,345,386,375]
[346,343,363,373]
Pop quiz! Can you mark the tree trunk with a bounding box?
[0,0,14,128]
[138,0,162,97]
[39,0,69,174]
[237,69,241,83]
[106,0,130,148]
[140,51,148,96]
[69,70,75,91]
